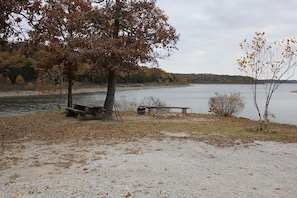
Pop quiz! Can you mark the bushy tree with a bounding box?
[84,0,179,120]
[28,0,178,119]
[237,32,297,132]
[30,0,93,107]
[208,92,245,117]
[15,74,25,85]
[25,82,34,90]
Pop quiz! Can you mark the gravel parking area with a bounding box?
[1,134,297,198]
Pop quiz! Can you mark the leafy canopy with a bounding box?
[84,0,179,73]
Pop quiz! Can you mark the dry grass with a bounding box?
[0,111,296,149]
[0,111,297,171]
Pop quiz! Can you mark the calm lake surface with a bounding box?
[0,84,296,125]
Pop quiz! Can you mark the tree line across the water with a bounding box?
[1,45,296,90]
[0,45,187,87]
[175,73,297,84]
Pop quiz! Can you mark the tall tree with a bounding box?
[85,0,179,120]
[30,0,93,107]
[237,32,297,132]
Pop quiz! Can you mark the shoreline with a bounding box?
[0,84,296,98]
[0,84,186,98]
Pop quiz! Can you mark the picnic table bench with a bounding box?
[66,104,105,120]
[146,106,190,115]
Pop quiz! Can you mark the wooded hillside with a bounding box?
[175,73,254,84]
[1,44,296,88]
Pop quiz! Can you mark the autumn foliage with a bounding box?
[1,0,179,120]
[79,0,179,119]
[237,32,297,131]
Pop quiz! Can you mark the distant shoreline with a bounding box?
[0,84,185,98]
[0,84,296,98]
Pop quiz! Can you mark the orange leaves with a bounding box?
[87,0,179,73]
[108,19,115,26]
[237,32,297,81]
[238,32,297,131]
[15,74,25,85]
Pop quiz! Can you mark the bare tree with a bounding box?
[85,0,179,120]
[237,32,297,132]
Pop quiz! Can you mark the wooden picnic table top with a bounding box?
[145,106,190,115]
[74,104,104,109]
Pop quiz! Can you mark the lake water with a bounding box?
[0,84,296,125]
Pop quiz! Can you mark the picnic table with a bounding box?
[146,106,189,115]
[66,104,105,120]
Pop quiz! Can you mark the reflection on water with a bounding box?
[0,84,296,125]
[0,92,106,117]
[0,95,67,116]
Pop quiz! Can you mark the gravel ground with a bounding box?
[1,134,297,198]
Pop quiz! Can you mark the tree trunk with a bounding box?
[261,102,270,132]
[104,70,116,120]
[252,83,261,121]
[102,0,119,121]
[252,82,268,132]
[67,79,73,107]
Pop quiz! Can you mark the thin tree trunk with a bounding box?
[57,68,63,110]
[261,101,270,132]
[104,70,116,120]
[67,79,73,107]
[253,82,261,121]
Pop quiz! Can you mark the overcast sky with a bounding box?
[155,0,297,78]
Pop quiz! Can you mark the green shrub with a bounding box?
[208,92,245,117]
[25,82,35,90]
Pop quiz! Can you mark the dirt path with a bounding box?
[1,135,297,198]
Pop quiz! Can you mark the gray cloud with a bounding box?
[156,0,297,79]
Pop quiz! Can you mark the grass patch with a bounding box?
[0,111,296,148]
